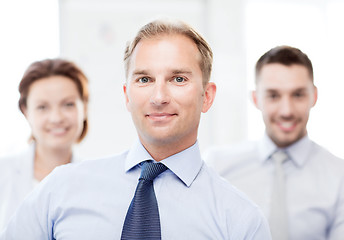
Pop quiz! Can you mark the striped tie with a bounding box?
[121,161,168,240]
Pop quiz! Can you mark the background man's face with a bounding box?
[253,63,317,147]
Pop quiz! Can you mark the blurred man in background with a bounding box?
[205,45,344,240]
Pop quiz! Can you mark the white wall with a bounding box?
[59,0,248,159]
[245,0,344,158]
[1,0,343,159]
[0,0,59,157]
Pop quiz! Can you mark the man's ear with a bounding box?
[123,83,131,112]
[251,90,260,110]
[312,86,318,107]
[202,82,216,113]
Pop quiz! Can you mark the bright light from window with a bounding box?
[245,1,344,159]
[0,0,59,156]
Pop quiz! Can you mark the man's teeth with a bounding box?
[280,122,294,128]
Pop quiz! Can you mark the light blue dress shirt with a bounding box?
[204,134,344,240]
[1,140,271,240]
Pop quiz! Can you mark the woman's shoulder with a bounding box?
[0,146,34,170]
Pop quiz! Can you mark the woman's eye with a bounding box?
[174,76,185,83]
[65,102,75,107]
[37,105,46,110]
[139,77,149,83]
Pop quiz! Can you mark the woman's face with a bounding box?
[24,76,86,151]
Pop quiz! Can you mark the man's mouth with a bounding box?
[146,113,177,121]
[277,121,297,132]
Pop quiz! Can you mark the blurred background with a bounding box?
[1,0,343,160]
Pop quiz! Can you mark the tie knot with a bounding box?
[139,161,168,181]
[271,150,288,164]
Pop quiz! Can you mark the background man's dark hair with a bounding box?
[255,45,314,83]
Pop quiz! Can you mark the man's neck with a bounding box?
[139,138,197,162]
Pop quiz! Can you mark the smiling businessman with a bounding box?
[204,46,344,240]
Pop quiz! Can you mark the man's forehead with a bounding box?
[127,35,202,76]
[132,68,193,75]
[257,82,313,94]
[257,63,312,81]
[262,86,309,92]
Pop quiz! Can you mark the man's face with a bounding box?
[253,63,317,147]
[124,34,215,152]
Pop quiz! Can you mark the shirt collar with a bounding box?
[125,139,153,172]
[125,139,203,187]
[259,132,312,167]
[284,135,312,167]
[258,133,276,163]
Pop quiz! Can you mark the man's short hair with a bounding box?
[255,45,314,83]
[124,19,213,86]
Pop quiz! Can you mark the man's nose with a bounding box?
[279,97,293,117]
[150,80,170,106]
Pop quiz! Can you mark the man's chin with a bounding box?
[273,134,300,147]
[145,134,176,145]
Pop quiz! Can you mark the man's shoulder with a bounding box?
[310,141,344,171]
[203,141,258,172]
[54,150,129,176]
[201,163,259,207]
[38,150,129,191]
[204,140,258,158]
[200,163,267,228]
[312,141,342,158]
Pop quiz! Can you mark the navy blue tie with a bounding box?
[121,161,168,240]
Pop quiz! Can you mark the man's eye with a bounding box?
[139,77,149,83]
[268,94,278,99]
[174,76,185,83]
[294,92,305,98]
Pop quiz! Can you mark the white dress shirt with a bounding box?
[0,144,78,232]
[1,140,271,240]
[204,134,344,240]
[0,145,35,231]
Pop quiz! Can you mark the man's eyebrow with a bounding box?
[132,69,193,76]
[264,87,308,93]
[132,70,148,76]
[293,87,307,92]
[265,89,278,92]
[172,69,192,75]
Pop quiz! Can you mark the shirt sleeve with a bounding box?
[328,175,344,240]
[228,206,272,240]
